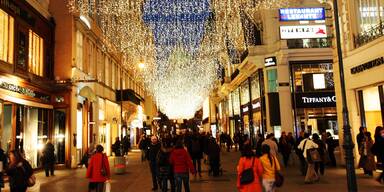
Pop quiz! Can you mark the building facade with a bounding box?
[211,0,337,142]
[48,0,154,167]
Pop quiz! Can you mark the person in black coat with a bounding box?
[122,135,130,156]
[189,134,203,177]
[42,140,55,177]
[112,137,122,156]
[206,137,221,176]
[148,136,161,190]
[6,150,33,192]
[373,126,384,183]
[326,132,337,167]
[0,147,8,191]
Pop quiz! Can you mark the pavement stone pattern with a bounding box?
[2,149,384,192]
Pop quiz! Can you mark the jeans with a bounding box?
[88,182,104,192]
[175,173,190,192]
[149,161,159,189]
[192,158,201,174]
[262,179,276,192]
[315,162,325,175]
[44,162,55,177]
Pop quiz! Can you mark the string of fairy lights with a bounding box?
[68,0,292,119]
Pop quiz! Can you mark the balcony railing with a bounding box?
[287,38,332,49]
[354,22,384,48]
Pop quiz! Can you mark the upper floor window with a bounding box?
[28,30,44,76]
[76,30,83,70]
[357,0,384,32]
[0,10,14,64]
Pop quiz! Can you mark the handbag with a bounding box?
[21,160,36,187]
[105,180,111,192]
[273,156,284,187]
[240,157,255,185]
[101,154,107,177]
[307,148,322,164]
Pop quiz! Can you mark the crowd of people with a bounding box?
[138,131,221,192]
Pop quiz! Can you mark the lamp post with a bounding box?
[322,0,358,191]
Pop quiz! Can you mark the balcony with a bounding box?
[354,22,384,48]
[287,38,332,49]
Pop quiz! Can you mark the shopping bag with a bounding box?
[105,181,111,192]
[27,180,40,192]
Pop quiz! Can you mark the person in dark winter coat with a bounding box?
[170,140,195,192]
[0,146,8,191]
[189,134,203,177]
[373,126,384,183]
[326,132,337,167]
[148,136,161,191]
[279,132,292,167]
[122,135,130,156]
[86,145,111,192]
[6,150,33,192]
[42,140,55,177]
[112,137,122,156]
[358,132,376,176]
[312,134,326,176]
[206,137,221,176]
[157,141,175,192]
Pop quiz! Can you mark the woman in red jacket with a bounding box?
[237,144,263,192]
[86,145,111,192]
[169,140,195,192]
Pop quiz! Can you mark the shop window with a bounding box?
[267,69,278,93]
[28,30,44,76]
[0,10,14,64]
[357,0,384,32]
[292,63,334,92]
[362,86,383,133]
[54,110,66,164]
[76,30,83,70]
[17,30,28,68]
[240,80,250,105]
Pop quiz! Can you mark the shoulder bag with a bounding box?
[273,156,284,187]
[21,161,36,187]
[101,154,107,177]
[240,157,255,185]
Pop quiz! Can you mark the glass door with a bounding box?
[54,110,66,164]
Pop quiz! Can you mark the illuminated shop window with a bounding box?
[28,30,44,76]
[357,0,384,32]
[0,10,14,64]
[76,30,83,70]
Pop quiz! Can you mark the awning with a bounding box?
[0,90,53,109]
[116,89,143,105]
[79,86,97,102]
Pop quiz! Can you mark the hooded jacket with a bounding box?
[169,148,195,174]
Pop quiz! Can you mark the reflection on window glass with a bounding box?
[357,0,384,32]
[0,10,14,64]
[28,30,44,76]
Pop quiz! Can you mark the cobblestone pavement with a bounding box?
[2,149,384,192]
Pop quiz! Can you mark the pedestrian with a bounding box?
[122,135,130,156]
[278,132,292,167]
[6,150,33,192]
[298,132,319,184]
[42,140,55,177]
[138,134,149,162]
[358,132,376,177]
[325,132,337,167]
[260,145,281,192]
[236,144,263,192]
[206,136,221,176]
[189,134,203,177]
[312,134,326,176]
[255,134,265,157]
[148,136,161,191]
[226,134,233,152]
[372,126,384,183]
[111,137,122,157]
[0,145,7,192]
[262,134,279,158]
[295,131,306,176]
[357,126,367,149]
[157,140,175,192]
[169,139,195,192]
[233,132,240,151]
[86,145,110,192]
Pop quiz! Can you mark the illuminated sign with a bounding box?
[295,92,336,108]
[280,25,327,39]
[279,8,325,21]
[265,57,277,67]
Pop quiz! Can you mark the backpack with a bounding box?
[191,140,201,153]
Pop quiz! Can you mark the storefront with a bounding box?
[290,61,338,138]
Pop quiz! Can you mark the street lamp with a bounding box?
[319,0,358,191]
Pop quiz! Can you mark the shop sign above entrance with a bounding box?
[280,25,327,39]
[265,57,277,67]
[0,78,50,102]
[279,7,325,21]
[350,56,384,74]
[295,92,336,108]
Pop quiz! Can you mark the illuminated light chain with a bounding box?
[67,0,293,119]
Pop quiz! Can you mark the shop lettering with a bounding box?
[302,96,336,103]
[0,80,35,97]
[279,8,325,21]
[0,0,35,26]
[351,57,384,74]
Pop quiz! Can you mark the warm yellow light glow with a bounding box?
[138,62,145,69]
